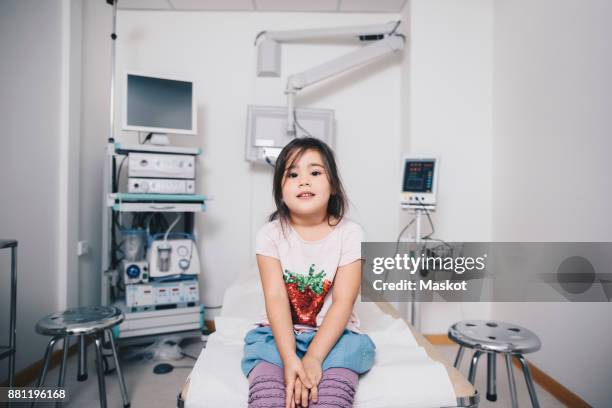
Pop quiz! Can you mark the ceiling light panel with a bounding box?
[169,0,255,10]
[118,0,173,10]
[255,0,339,12]
[339,0,406,13]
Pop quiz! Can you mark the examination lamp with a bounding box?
[255,21,405,137]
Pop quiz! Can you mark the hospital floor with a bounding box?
[32,340,564,407]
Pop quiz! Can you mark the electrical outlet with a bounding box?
[77,240,89,256]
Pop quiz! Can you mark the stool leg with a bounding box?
[107,329,130,407]
[93,334,108,408]
[467,350,483,384]
[504,354,518,408]
[517,354,540,408]
[55,335,70,408]
[30,336,58,408]
[486,352,497,401]
[78,335,88,381]
[453,346,465,368]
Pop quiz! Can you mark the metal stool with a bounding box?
[33,306,130,408]
[449,320,541,408]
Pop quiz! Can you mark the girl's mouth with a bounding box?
[297,192,315,199]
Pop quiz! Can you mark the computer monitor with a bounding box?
[122,71,197,139]
[245,105,334,163]
[400,157,438,210]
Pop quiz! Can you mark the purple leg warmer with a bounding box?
[248,362,285,408]
[309,368,357,408]
[248,362,358,408]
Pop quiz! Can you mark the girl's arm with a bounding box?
[256,254,297,362]
[257,254,312,408]
[305,259,362,363]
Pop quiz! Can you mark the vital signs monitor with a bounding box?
[400,157,438,210]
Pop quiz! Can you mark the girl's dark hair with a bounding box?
[269,137,347,227]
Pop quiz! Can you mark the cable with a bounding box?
[293,109,312,137]
[395,216,416,255]
[181,352,198,360]
[185,238,194,271]
[139,132,153,144]
[389,20,401,35]
[424,237,454,254]
[413,202,456,274]
[164,214,182,241]
[153,363,193,374]
[111,212,128,270]
[116,156,127,191]
[385,217,416,283]
[153,274,195,282]
[254,30,267,46]
[417,200,435,239]
[112,213,126,232]
[147,213,170,236]
[396,201,456,279]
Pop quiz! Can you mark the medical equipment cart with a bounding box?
[100,1,208,341]
[101,142,208,340]
[0,239,17,387]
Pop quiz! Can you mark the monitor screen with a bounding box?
[402,160,435,193]
[124,73,195,134]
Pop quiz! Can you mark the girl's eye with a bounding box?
[287,172,298,178]
[311,170,322,176]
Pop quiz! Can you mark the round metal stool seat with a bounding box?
[449,320,541,408]
[36,306,124,336]
[32,306,129,408]
[449,320,541,354]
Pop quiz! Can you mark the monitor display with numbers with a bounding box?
[401,157,438,209]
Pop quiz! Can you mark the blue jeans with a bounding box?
[241,326,376,377]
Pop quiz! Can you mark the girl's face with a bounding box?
[281,149,332,219]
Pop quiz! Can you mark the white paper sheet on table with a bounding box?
[185,268,457,408]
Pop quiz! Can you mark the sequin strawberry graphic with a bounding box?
[284,264,331,327]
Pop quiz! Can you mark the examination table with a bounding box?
[178,269,479,407]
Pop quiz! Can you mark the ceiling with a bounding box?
[116,0,407,13]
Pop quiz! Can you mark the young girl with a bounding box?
[241,138,375,408]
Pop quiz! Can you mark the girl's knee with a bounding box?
[310,368,357,408]
[248,362,285,408]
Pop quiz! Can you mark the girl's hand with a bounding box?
[302,354,323,404]
[284,355,312,408]
[294,377,310,407]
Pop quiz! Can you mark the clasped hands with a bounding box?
[284,354,322,408]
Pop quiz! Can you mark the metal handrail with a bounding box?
[0,239,17,386]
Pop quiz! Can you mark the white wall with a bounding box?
[78,0,112,307]
[112,11,402,315]
[491,0,612,405]
[405,0,494,332]
[0,0,80,381]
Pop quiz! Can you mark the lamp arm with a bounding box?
[262,21,400,42]
[286,35,404,92]
[284,34,405,135]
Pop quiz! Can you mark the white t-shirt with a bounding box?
[255,217,365,333]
